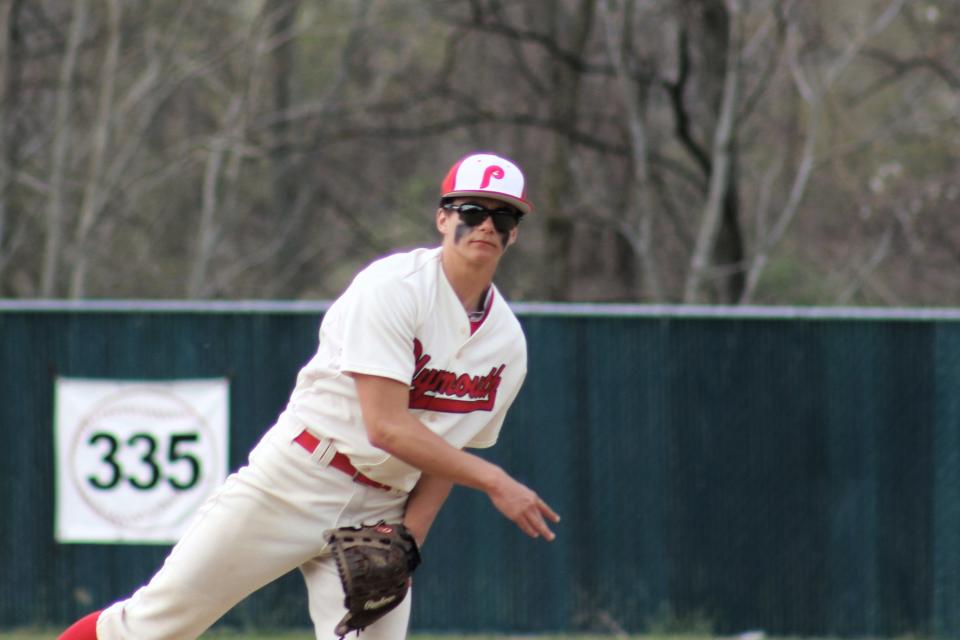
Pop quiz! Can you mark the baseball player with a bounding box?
[59,152,560,639]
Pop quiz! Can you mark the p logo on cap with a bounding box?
[440,153,533,215]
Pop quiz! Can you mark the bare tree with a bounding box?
[739,0,908,304]
[0,0,18,283]
[69,0,120,298]
[41,1,86,297]
[599,0,662,300]
[683,0,744,303]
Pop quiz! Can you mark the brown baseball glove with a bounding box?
[324,521,421,638]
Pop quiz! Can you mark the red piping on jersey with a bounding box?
[470,288,494,334]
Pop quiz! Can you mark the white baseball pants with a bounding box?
[96,420,411,639]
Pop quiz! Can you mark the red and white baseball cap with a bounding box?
[440,152,533,215]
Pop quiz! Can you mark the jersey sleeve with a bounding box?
[338,277,419,384]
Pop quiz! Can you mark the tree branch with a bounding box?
[661,27,711,179]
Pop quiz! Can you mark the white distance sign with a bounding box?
[55,377,229,544]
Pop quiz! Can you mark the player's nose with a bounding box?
[475,214,497,232]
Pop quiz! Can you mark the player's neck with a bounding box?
[440,250,496,314]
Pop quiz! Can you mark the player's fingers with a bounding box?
[515,516,538,538]
[525,509,556,541]
[539,526,556,541]
[533,517,555,541]
[537,497,561,523]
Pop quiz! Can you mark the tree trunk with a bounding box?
[269,0,298,241]
[542,0,596,301]
[714,158,745,301]
[683,0,743,303]
[70,0,121,298]
[42,0,87,297]
[600,0,662,300]
[0,0,19,286]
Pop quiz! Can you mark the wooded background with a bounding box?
[0,0,957,305]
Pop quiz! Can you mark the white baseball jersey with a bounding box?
[275,246,528,492]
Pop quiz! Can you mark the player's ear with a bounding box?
[436,208,448,233]
[506,226,519,247]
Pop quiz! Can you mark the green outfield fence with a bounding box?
[3,301,960,637]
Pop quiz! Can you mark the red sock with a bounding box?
[59,610,101,640]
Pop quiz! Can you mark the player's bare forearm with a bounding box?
[353,373,560,540]
[355,373,506,490]
[403,473,453,545]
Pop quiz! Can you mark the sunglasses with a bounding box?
[442,203,522,232]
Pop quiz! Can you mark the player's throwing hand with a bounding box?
[487,471,561,541]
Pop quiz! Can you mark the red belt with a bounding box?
[293,430,394,492]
